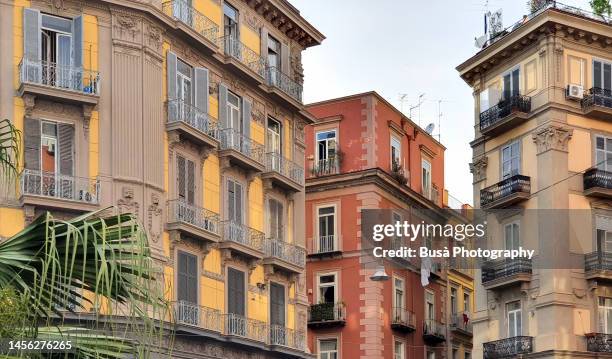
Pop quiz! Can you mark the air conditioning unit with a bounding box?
[566,84,584,100]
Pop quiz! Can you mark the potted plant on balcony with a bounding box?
[391,160,408,186]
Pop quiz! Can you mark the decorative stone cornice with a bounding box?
[532,124,573,154]
[469,156,488,183]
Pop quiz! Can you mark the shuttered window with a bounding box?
[227,268,245,315]
[594,60,612,92]
[24,119,74,175]
[270,282,285,326]
[227,179,243,223]
[177,155,195,204]
[269,198,284,240]
[177,251,198,304]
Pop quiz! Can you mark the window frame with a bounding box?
[316,204,338,252]
[393,275,405,310]
[507,300,522,337]
[450,286,458,315]
[425,289,435,321]
[598,296,612,334]
[421,158,432,199]
[593,58,612,91]
[226,265,247,317]
[501,140,520,179]
[226,177,245,224]
[316,271,338,304]
[317,337,339,359]
[504,221,520,251]
[391,135,402,169]
[227,90,242,130]
[595,135,612,172]
[502,65,521,100]
[267,116,282,154]
[393,338,405,359]
[175,249,199,305]
[223,2,239,39]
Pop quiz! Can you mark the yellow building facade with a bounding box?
[0,0,323,357]
[458,4,612,359]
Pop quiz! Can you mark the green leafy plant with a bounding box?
[526,0,549,13]
[0,119,21,180]
[591,0,612,16]
[391,160,408,186]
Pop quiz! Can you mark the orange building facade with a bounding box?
[303,92,464,359]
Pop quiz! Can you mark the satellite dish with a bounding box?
[425,123,435,135]
[475,35,487,48]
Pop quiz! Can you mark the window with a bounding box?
[177,155,195,205]
[317,273,337,304]
[317,206,336,252]
[427,351,435,359]
[480,85,500,112]
[465,352,471,359]
[268,198,284,240]
[268,35,281,85]
[177,251,198,304]
[227,267,246,316]
[595,136,612,171]
[593,59,612,92]
[41,14,72,87]
[568,56,585,87]
[502,67,520,100]
[270,282,285,327]
[507,301,522,337]
[227,179,243,224]
[596,216,612,253]
[223,2,239,40]
[422,159,432,199]
[425,291,435,321]
[391,136,401,169]
[501,141,520,178]
[227,91,242,130]
[524,60,537,93]
[316,130,337,163]
[393,277,405,309]
[394,340,404,359]
[504,222,520,251]
[318,339,338,359]
[464,290,472,313]
[176,59,192,107]
[391,211,403,249]
[452,348,459,359]
[599,297,612,334]
[450,287,458,315]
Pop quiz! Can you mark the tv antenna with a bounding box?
[399,94,409,113]
[409,93,426,126]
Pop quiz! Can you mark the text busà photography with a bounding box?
[0,0,611,358]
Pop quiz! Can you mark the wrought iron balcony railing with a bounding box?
[423,319,446,338]
[269,325,306,351]
[586,333,612,352]
[221,220,264,251]
[483,336,534,359]
[219,128,264,164]
[218,35,266,78]
[585,251,612,272]
[584,167,612,191]
[173,301,221,331]
[265,152,304,186]
[308,302,346,324]
[391,307,416,330]
[266,67,303,102]
[167,200,219,235]
[312,157,340,176]
[450,313,473,334]
[582,87,612,112]
[162,0,219,44]
[222,313,268,342]
[263,238,306,268]
[482,258,532,284]
[20,169,100,204]
[19,58,100,95]
[480,95,531,131]
[480,174,531,207]
[313,235,338,254]
[167,99,218,139]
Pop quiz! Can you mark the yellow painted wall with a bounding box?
[201,276,224,311]
[200,0,222,29]
[241,25,261,55]
[0,208,25,237]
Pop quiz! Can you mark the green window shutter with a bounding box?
[24,118,41,171]
[58,124,74,176]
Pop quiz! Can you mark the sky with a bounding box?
[290,0,592,205]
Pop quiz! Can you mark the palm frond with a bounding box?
[0,118,21,180]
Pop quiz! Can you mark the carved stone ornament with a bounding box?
[469,156,488,183]
[146,23,163,51]
[295,119,306,143]
[147,193,163,243]
[532,124,573,154]
[117,186,139,216]
[290,45,304,84]
[244,10,263,31]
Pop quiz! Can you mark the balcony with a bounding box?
[582,88,612,120]
[311,158,340,177]
[269,325,306,352]
[18,58,100,107]
[262,153,304,192]
[222,313,267,343]
[308,235,341,258]
[480,174,531,209]
[450,313,473,336]
[482,258,532,290]
[263,238,305,274]
[479,95,531,136]
[218,129,265,173]
[217,35,266,83]
[390,307,416,333]
[20,170,99,211]
[423,319,446,345]
[219,221,264,259]
[307,302,346,329]
[583,167,612,198]
[166,200,220,243]
[162,0,218,52]
[173,301,221,332]
[586,333,612,353]
[265,67,303,106]
[483,336,534,359]
[166,99,218,149]
[584,251,612,281]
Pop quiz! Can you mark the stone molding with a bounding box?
[532,124,573,154]
[469,156,488,183]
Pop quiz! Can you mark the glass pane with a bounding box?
[594,61,603,89]
[319,207,335,215]
[598,137,605,150]
[320,275,335,284]
[597,151,606,170]
[604,63,611,91]
[607,138,612,151]
[320,340,337,351]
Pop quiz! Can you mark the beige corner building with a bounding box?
[457,3,612,359]
[0,0,324,358]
